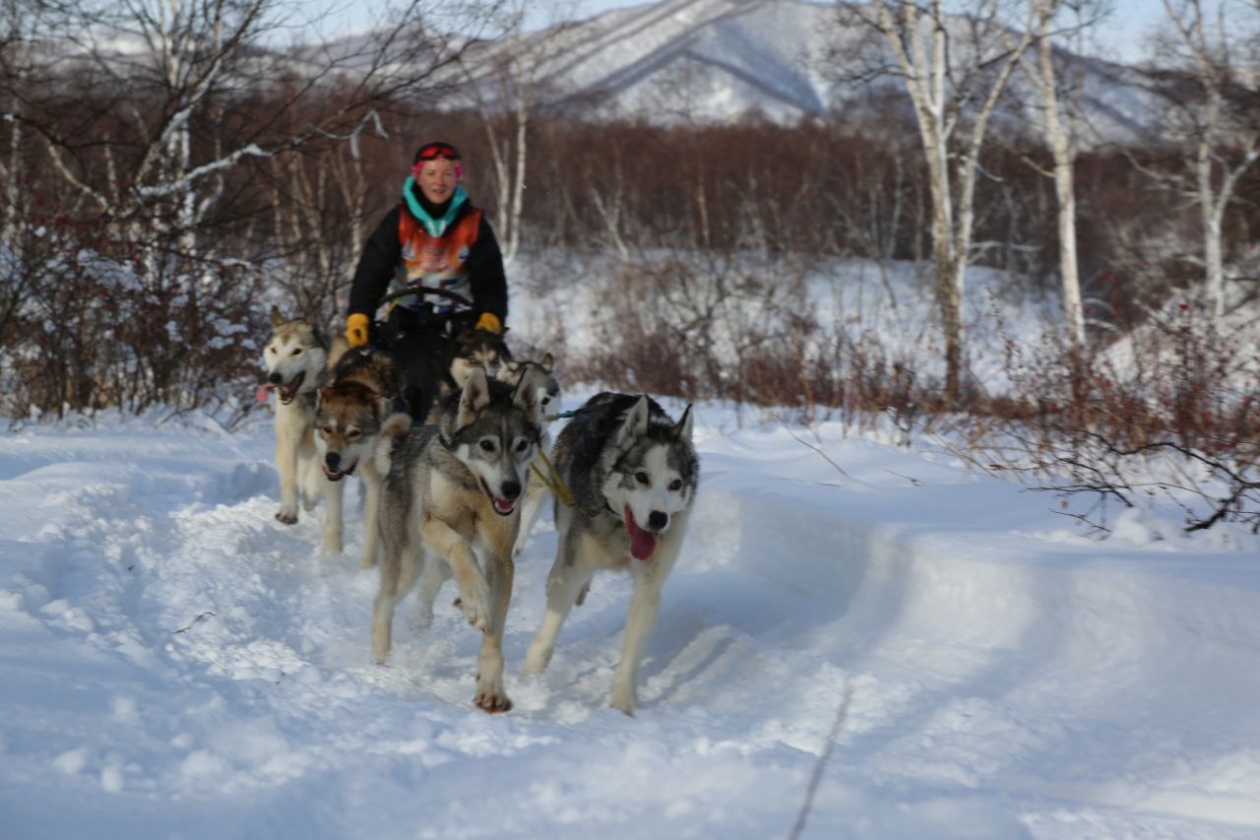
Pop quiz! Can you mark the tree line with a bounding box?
[0,0,1257,421]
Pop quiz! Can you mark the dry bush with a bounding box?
[0,217,267,425]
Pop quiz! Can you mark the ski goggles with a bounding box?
[415,142,461,162]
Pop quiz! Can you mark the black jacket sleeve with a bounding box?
[347,206,402,318]
[467,215,508,324]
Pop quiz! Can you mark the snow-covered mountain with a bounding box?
[434,0,1160,142]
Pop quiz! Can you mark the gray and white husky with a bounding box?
[261,307,344,553]
[371,367,546,713]
[408,352,562,625]
[521,392,698,715]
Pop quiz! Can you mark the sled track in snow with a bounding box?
[3,429,1260,838]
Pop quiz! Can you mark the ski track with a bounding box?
[1,420,1258,839]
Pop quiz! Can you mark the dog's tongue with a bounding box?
[255,384,273,404]
[493,497,516,515]
[624,507,657,561]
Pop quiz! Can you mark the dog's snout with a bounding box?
[325,452,341,469]
[501,480,521,501]
[268,372,282,384]
[648,511,668,531]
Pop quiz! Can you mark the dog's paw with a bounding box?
[359,551,378,570]
[275,509,298,525]
[609,688,638,717]
[474,676,513,714]
[321,535,343,554]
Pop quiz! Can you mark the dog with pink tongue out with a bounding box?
[521,392,698,715]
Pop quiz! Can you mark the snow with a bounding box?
[2,384,1259,838]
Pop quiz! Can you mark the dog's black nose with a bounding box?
[268,372,282,384]
[501,480,521,501]
[648,511,668,531]
[325,452,341,469]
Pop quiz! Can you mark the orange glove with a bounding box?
[476,312,502,334]
[346,313,370,348]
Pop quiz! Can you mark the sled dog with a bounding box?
[315,339,402,569]
[446,322,513,393]
[411,352,562,621]
[521,392,698,715]
[371,366,546,713]
[261,307,343,553]
[499,354,561,559]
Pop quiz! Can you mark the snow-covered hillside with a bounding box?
[443,0,1160,140]
[1,394,1259,838]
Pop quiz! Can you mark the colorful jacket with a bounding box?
[348,181,508,323]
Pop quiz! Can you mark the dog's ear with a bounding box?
[456,367,491,430]
[675,403,694,442]
[327,336,349,370]
[317,385,334,407]
[512,366,543,424]
[616,395,652,448]
[539,352,554,374]
[270,305,284,327]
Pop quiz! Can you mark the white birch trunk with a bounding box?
[1033,0,1085,347]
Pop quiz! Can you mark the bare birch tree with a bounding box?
[456,0,579,265]
[1152,0,1260,319]
[835,0,1039,400]
[6,0,500,270]
[1025,0,1109,349]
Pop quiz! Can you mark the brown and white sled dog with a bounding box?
[521,393,698,715]
[371,367,547,713]
[315,339,401,569]
[261,307,344,553]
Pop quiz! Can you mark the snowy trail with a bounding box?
[2,415,1259,838]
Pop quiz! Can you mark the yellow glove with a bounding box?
[476,312,502,334]
[346,313,370,348]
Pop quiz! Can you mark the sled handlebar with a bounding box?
[376,286,473,311]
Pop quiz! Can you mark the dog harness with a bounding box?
[389,191,483,315]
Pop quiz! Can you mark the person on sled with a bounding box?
[344,140,508,421]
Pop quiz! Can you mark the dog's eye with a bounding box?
[515,439,529,454]
[348,430,362,440]
[321,426,333,435]
[669,479,683,492]
[479,439,496,452]
[291,348,302,356]
[266,347,276,355]
[635,471,650,486]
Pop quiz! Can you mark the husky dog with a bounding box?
[315,340,402,569]
[371,367,546,713]
[261,307,344,553]
[446,323,513,393]
[521,393,698,715]
[411,352,562,620]
[499,354,560,559]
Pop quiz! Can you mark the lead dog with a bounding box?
[521,392,698,715]
[261,307,344,553]
[371,367,546,713]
